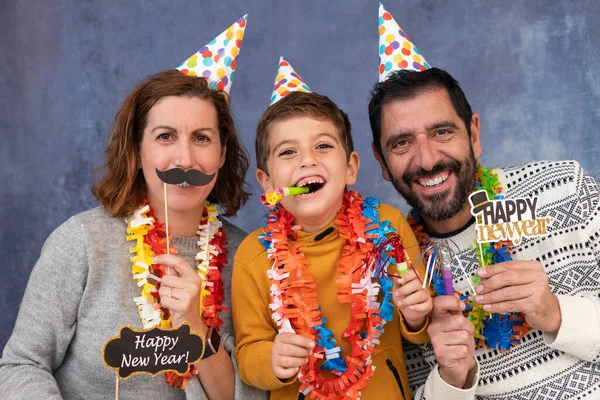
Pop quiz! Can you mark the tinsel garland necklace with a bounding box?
[407,164,530,351]
[125,201,228,389]
[260,190,406,400]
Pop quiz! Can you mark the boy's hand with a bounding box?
[393,269,433,331]
[271,333,314,380]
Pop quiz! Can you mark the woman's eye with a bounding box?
[194,134,209,143]
[157,133,172,141]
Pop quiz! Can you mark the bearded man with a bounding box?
[368,66,600,399]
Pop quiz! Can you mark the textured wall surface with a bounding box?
[1,0,599,350]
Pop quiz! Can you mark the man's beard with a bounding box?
[390,151,477,221]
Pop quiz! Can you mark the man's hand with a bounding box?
[393,269,433,331]
[474,260,561,334]
[428,295,476,389]
[271,333,314,380]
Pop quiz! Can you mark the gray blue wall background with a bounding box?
[1,0,599,351]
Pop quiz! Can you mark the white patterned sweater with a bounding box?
[406,160,600,400]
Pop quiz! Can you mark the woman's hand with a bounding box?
[154,254,208,335]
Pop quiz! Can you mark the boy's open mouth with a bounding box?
[295,177,326,195]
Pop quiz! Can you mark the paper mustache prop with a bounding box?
[155,168,215,186]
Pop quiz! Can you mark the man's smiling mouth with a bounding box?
[416,172,449,188]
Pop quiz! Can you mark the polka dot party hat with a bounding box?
[270,56,312,105]
[378,3,430,82]
[177,14,248,95]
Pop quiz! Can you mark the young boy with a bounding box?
[232,58,432,400]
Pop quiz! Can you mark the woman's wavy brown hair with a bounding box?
[92,70,249,217]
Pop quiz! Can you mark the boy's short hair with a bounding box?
[255,91,354,173]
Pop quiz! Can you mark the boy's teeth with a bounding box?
[297,179,324,187]
[177,182,190,187]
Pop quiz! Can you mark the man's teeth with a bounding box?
[418,173,448,188]
[177,182,190,187]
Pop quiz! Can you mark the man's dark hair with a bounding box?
[368,67,473,158]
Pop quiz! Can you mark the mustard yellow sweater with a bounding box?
[232,202,429,399]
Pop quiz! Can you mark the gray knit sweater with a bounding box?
[0,207,268,400]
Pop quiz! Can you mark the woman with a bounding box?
[0,70,266,400]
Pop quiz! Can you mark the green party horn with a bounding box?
[260,186,310,207]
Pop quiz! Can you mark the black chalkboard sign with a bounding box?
[103,324,205,379]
